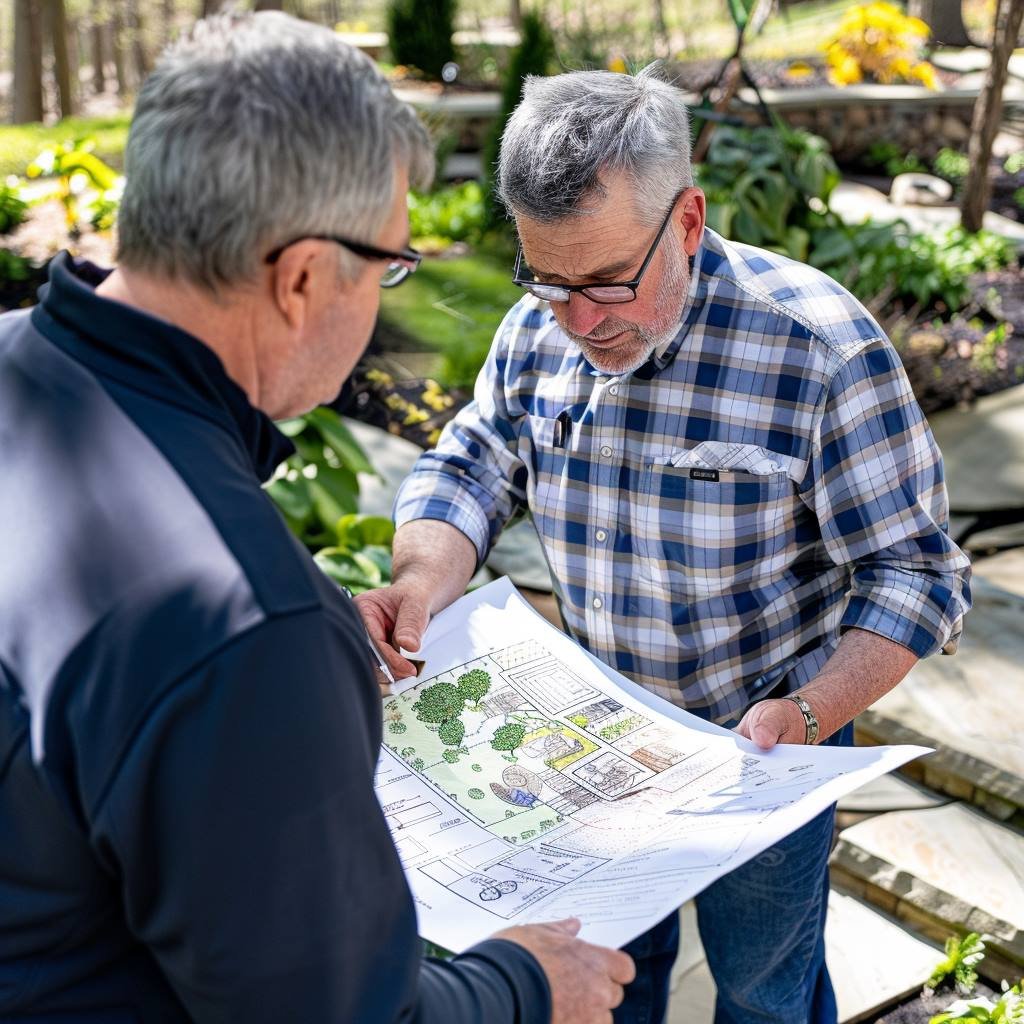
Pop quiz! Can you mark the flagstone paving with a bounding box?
[666,890,945,1024]
[970,546,1024,599]
[928,384,1024,515]
[831,803,1024,983]
[855,578,1024,818]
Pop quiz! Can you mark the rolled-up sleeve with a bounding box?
[394,304,533,564]
[800,337,971,658]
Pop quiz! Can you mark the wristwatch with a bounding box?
[782,695,820,745]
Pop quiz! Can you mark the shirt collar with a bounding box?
[31,252,294,481]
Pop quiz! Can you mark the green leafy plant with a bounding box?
[808,221,1014,311]
[1005,153,1024,175]
[386,0,456,80]
[929,981,1024,1024]
[933,147,970,185]
[697,122,839,260]
[312,514,394,594]
[408,181,488,247]
[0,185,29,235]
[865,141,926,177]
[25,138,122,235]
[927,933,988,996]
[0,248,38,286]
[267,407,373,548]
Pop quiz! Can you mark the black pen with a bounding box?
[554,408,573,448]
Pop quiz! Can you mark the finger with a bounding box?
[355,594,421,678]
[607,950,636,985]
[607,981,626,1009]
[750,707,786,750]
[544,917,582,936]
[393,596,430,655]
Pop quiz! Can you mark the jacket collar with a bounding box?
[31,252,294,481]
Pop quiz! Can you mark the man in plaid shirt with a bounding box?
[359,67,970,1024]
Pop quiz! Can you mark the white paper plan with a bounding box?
[374,577,930,953]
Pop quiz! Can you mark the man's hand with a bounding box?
[355,578,433,681]
[733,698,808,751]
[492,918,635,1024]
[355,520,479,683]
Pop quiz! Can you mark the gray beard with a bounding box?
[568,250,692,376]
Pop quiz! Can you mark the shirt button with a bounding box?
[608,385,619,396]
[595,529,607,542]
[592,597,603,610]
[600,445,613,458]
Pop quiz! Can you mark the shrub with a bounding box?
[824,2,937,88]
[387,0,456,80]
[438,718,466,747]
[0,186,29,235]
[482,11,557,225]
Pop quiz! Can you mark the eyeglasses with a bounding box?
[265,234,422,288]
[512,189,686,304]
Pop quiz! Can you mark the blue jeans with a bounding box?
[613,723,853,1024]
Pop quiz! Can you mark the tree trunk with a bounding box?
[46,0,76,118]
[109,11,128,95]
[161,0,175,45]
[253,0,284,9]
[126,0,150,84]
[13,0,44,123]
[960,0,1024,233]
[909,0,974,48]
[200,0,222,18]
[508,0,522,29]
[90,0,106,94]
[651,0,668,54]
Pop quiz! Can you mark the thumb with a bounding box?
[750,705,788,750]
[392,594,429,653]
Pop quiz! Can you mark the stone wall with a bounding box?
[730,87,977,163]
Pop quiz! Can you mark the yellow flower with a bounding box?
[608,56,628,74]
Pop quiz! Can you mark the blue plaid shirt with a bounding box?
[394,228,972,725]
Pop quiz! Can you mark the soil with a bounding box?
[871,979,1001,1024]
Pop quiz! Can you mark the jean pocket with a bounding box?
[638,459,794,600]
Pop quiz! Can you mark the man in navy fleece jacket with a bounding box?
[0,12,633,1023]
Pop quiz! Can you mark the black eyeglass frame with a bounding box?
[265,234,422,288]
[512,188,688,304]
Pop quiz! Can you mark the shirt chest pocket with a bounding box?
[638,456,796,600]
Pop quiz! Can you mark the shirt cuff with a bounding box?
[840,564,970,659]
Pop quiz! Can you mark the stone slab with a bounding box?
[666,892,944,1024]
[838,773,949,814]
[970,547,1024,599]
[928,385,1024,514]
[832,804,1024,970]
[826,890,943,1023]
[858,580,1024,810]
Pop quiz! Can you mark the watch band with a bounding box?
[782,695,819,745]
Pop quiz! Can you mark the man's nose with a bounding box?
[561,291,607,337]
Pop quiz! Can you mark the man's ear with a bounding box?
[678,188,707,256]
[269,241,326,331]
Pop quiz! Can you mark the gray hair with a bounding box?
[117,11,433,291]
[496,64,693,227]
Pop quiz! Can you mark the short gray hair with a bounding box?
[117,11,433,291]
[497,65,693,227]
